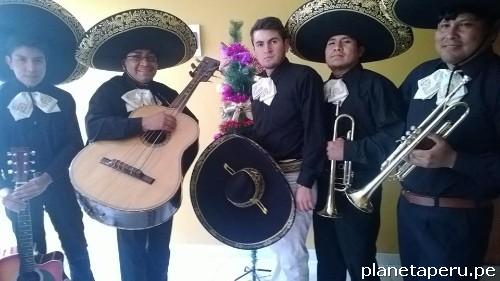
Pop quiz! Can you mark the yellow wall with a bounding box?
[57,0,500,253]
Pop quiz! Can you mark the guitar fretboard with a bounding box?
[170,74,204,115]
[15,182,36,273]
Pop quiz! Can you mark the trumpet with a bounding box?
[346,75,471,213]
[317,101,355,218]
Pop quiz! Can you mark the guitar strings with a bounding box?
[135,77,199,170]
[119,94,177,171]
[116,69,205,175]
[136,93,187,170]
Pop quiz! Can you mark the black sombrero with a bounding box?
[190,134,295,250]
[0,0,87,84]
[286,0,413,62]
[76,8,197,71]
[392,0,500,29]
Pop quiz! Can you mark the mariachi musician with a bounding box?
[286,0,410,280]
[0,0,94,280]
[74,9,199,281]
[393,0,500,278]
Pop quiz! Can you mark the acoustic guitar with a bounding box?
[70,57,220,229]
[0,148,67,281]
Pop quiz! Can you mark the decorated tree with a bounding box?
[215,21,258,138]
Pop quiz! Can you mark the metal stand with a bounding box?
[234,249,271,281]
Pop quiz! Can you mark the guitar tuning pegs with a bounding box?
[7,169,13,175]
[30,161,36,165]
[195,57,202,63]
[6,160,13,166]
[191,63,196,69]
[189,71,194,77]
[30,151,36,156]
[6,152,12,157]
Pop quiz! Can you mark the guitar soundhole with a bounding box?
[142,130,170,146]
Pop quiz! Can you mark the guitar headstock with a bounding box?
[189,57,220,82]
[6,147,36,184]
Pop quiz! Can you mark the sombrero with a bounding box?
[286,0,413,62]
[76,8,197,71]
[190,134,295,250]
[0,0,87,84]
[392,0,500,29]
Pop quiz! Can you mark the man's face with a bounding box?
[5,46,46,88]
[435,13,490,65]
[324,35,364,73]
[123,49,158,84]
[252,29,289,74]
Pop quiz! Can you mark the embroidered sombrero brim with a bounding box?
[190,134,295,250]
[0,0,87,84]
[286,0,413,63]
[76,9,197,71]
[392,0,500,29]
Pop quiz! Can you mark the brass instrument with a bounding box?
[317,101,355,218]
[346,75,471,213]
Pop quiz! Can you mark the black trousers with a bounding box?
[7,183,94,281]
[313,174,381,281]
[117,219,173,281]
[398,195,493,281]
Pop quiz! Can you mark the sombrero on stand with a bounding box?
[190,134,295,250]
[286,0,414,62]
[0,0,87,84]
[391,0,500,29]
[76,8,197,71]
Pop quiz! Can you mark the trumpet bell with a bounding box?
[317,204,342,218]
[346,188,374,213]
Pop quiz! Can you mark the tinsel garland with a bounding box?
[216,20,258,138]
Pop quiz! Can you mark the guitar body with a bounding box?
[0,249,65,281]
[70,105,199,229]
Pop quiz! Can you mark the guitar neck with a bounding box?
[15,183,36,274]
[170,75,204,114]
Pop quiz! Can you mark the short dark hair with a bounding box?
[438,5,496,27]
[4,35,48,57]
[250,17,288,44]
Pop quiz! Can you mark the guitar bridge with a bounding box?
[100,157,155,184]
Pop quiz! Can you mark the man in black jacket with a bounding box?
[0,1,94,280]
[393,0,500,279]
[286,1,411,280]
[76,9,199,281]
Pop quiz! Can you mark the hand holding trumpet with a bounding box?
[407,134,457,168]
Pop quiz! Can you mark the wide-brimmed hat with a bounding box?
[0,0,87,84]
[392,0,500,29]
[76,8,197,71]
[286,0,413,63]
[190,134,295,250]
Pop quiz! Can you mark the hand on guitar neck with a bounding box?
[0,188,26,213]
[0,173,52,213]
[0,148,68,281]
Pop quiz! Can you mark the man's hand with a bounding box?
[12,173,52,202]
[408,134,457,168]
[295,185,314,212]
[0,188,26,212]
[142,112,177,132]
[327,138,345,161]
